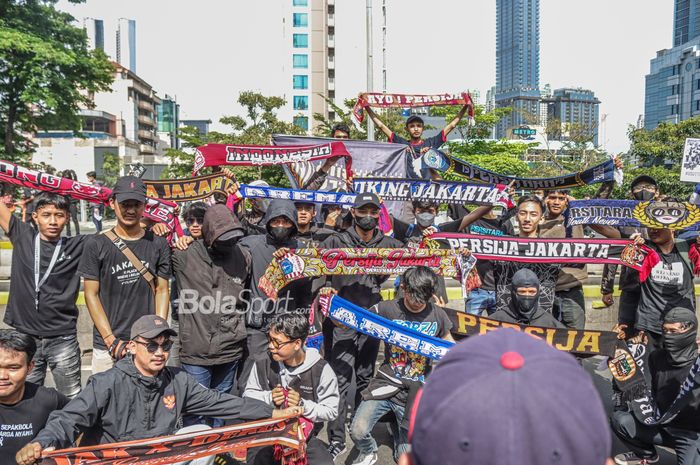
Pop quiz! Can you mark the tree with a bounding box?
[628,116,700,166]
[0,0,114,162]
[102,152,121,188]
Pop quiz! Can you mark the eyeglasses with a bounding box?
[632,185,656,193]
[134,339,173,353]
[267,336,297,349]
[186,217,203,226]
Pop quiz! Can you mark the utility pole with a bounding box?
[366,0,375,140]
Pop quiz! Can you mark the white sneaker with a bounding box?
[351,452,378,465]
[614,451,659,465]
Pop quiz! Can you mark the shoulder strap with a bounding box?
[308,359,327,403]
[674,239,694,275]
[104,229,156,294]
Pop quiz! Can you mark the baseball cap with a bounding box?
[406,115,424,126]
[112,176,147,203]
[130,315,177,340]
[353,192,381,209]
[409,329,611,465]
[630,174,657,189]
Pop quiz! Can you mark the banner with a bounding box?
[193,142,352,176]
[144,173,233,202]
[444,308,620,357]
[0,160,182,234]
[259,248,460,300]
[424,233,659,280]
[39,416,304,465]
[351,92,474,125]
[320,294,453,361]
[681,138,700,183]
[235,179,513,208]
[566,199,700,230]
[423,151,620,189]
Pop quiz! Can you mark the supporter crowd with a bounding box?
[0,115,698,465]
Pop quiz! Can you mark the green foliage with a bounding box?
[102,152,121,188]
[628,116,700,166]
[0,0,114,162]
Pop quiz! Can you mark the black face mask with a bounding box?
[513,294,539,319]
[270,226,293,242]
[663,327,699,367]
[633,190,655,201]
[355,215,378,231]
[212,239,236,253]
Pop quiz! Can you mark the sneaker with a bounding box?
[327,440,347,460]
[614,451,659,465]
[351,452,378,465]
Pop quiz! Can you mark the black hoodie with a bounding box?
[490,269,564,328]
[172,204,249,365]
[33,357,273,449]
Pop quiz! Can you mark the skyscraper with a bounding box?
[116,18,137,73]
[84,18,104,51]
[674,0,700,47]
[495,0,541,138]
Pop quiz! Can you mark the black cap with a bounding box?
[630,175,657,189]
[112,176,147,203]
[353,192,381,209]
[406,115,424,126]
[130,315,177,340]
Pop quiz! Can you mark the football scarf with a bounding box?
[0,160,182,234]
[352,92,475,126]
[192,141,351,176]
[319,294,453,361]
[566,199,700,230]
[39,416,305,465]
[423,233,659,281]
[259,248,461,300]
[423,152,620,189]
[144,173,233,202]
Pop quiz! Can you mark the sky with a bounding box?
[58,0,673,154]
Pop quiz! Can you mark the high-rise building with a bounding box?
[181,119,212,136]
[116,18,137,73]
[495,0,541,137]
[83,18,105,51]
[83,18,137,73]
[283,0,334,132]
[674,0,700,47]
[544,88,600,146]
[157,96,180,150]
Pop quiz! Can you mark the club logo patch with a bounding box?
[608,348,637,381]
[633,201,700,230]
[162,395,176,410]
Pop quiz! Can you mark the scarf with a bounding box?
[423,152,621,189]
[0,160,182,234]
[259,248,461,300]
[39,416,305,465]
[423,233,659,281]
[352,92,475,126]
[319,294,453,361]
[144,173,233,202]
[193,141,351,176]
[566,199,700,230]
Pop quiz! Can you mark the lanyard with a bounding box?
[34,233,64,308]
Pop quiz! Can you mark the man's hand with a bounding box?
[630,233,645,245]
[613,156,623,170]
[612,323,628,340]
[457,247,472,258]
[602,293,614,307]
[108,338,128,361]
[174,235,194,251]
[420,147,430,154]
[151,222,170,237]
[272,406,304,418]
[432,294,447,307]
[16,442,52,465]
[286,388,301,407]
[422,226,437,237]
[629,330,648,345]
[321,156,340,173]
[273,247,291,260]
[271,385,286,407]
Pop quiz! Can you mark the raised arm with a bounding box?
[443,103,471,137]
[155,276,170,320]
[458,206,494,231]
[365,106,393,139]
[0,195,15,233]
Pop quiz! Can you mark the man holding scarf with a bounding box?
[612,307,700,465]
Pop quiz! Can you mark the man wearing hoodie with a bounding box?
[489,269,565,328]
[319,192,403,459]
[245,312,339,465]
[15,315,300,465]
[612,307,700,465]
[172,204,249,427]
[236,180,270,235]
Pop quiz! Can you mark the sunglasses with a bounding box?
[134,339,173,353]
[267,336,297,349]
[186,217,203,226]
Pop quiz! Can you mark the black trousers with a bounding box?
[611,410,700,464]
[249,437,334,465]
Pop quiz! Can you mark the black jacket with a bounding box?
[320,225,403,309]
[33,357,273,448]
[490,301,565,328]
[172,205,249,365]
[650,349,700,431]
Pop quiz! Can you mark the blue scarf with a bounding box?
[566,199,700,230]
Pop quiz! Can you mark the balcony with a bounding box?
[328,56,335,69]
[138,129,155,140]
[140,144,155,154]
[327,13,334,26]
[138,114,155,127]
[327,0,334,4]
[328,34,335,48]
[138,100,154,112]
[328,77,335,91]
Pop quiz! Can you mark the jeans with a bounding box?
[65,202,80,236]
[173,424,215,465]
[91,347,113,374]
[182,361,239,427]
[553,285,586,329]
[350,399,409,459]
[27,334,81,398]
[464,288,497,315]
[611,410,700,465]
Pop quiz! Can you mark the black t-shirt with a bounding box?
[78,230,171,349]
[467,217,511,291]
[0,383,68,462]
[493,261,560,315]
[5,216,88,337]
[390,131,446,180]
[392,216,462,244]
[637,243,695,334]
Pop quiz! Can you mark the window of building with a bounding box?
[293,13,308,27]
[696,100,700,111]
[293,95,308,110]
[293,54,308,68]
[293,33,308,48]
[293,116,309,130]
[293,0,308,5]
[293,75,308,89]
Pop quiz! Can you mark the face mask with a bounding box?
[213,239,236,253]
[513,294,538,318]
[633,190,655,201]
[416,212,435,228]
[355,215,378,231]
[663,327,698,366]
[269,226,293,242]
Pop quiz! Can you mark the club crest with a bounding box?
[608,348,637,381]
[633,201,700,230]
